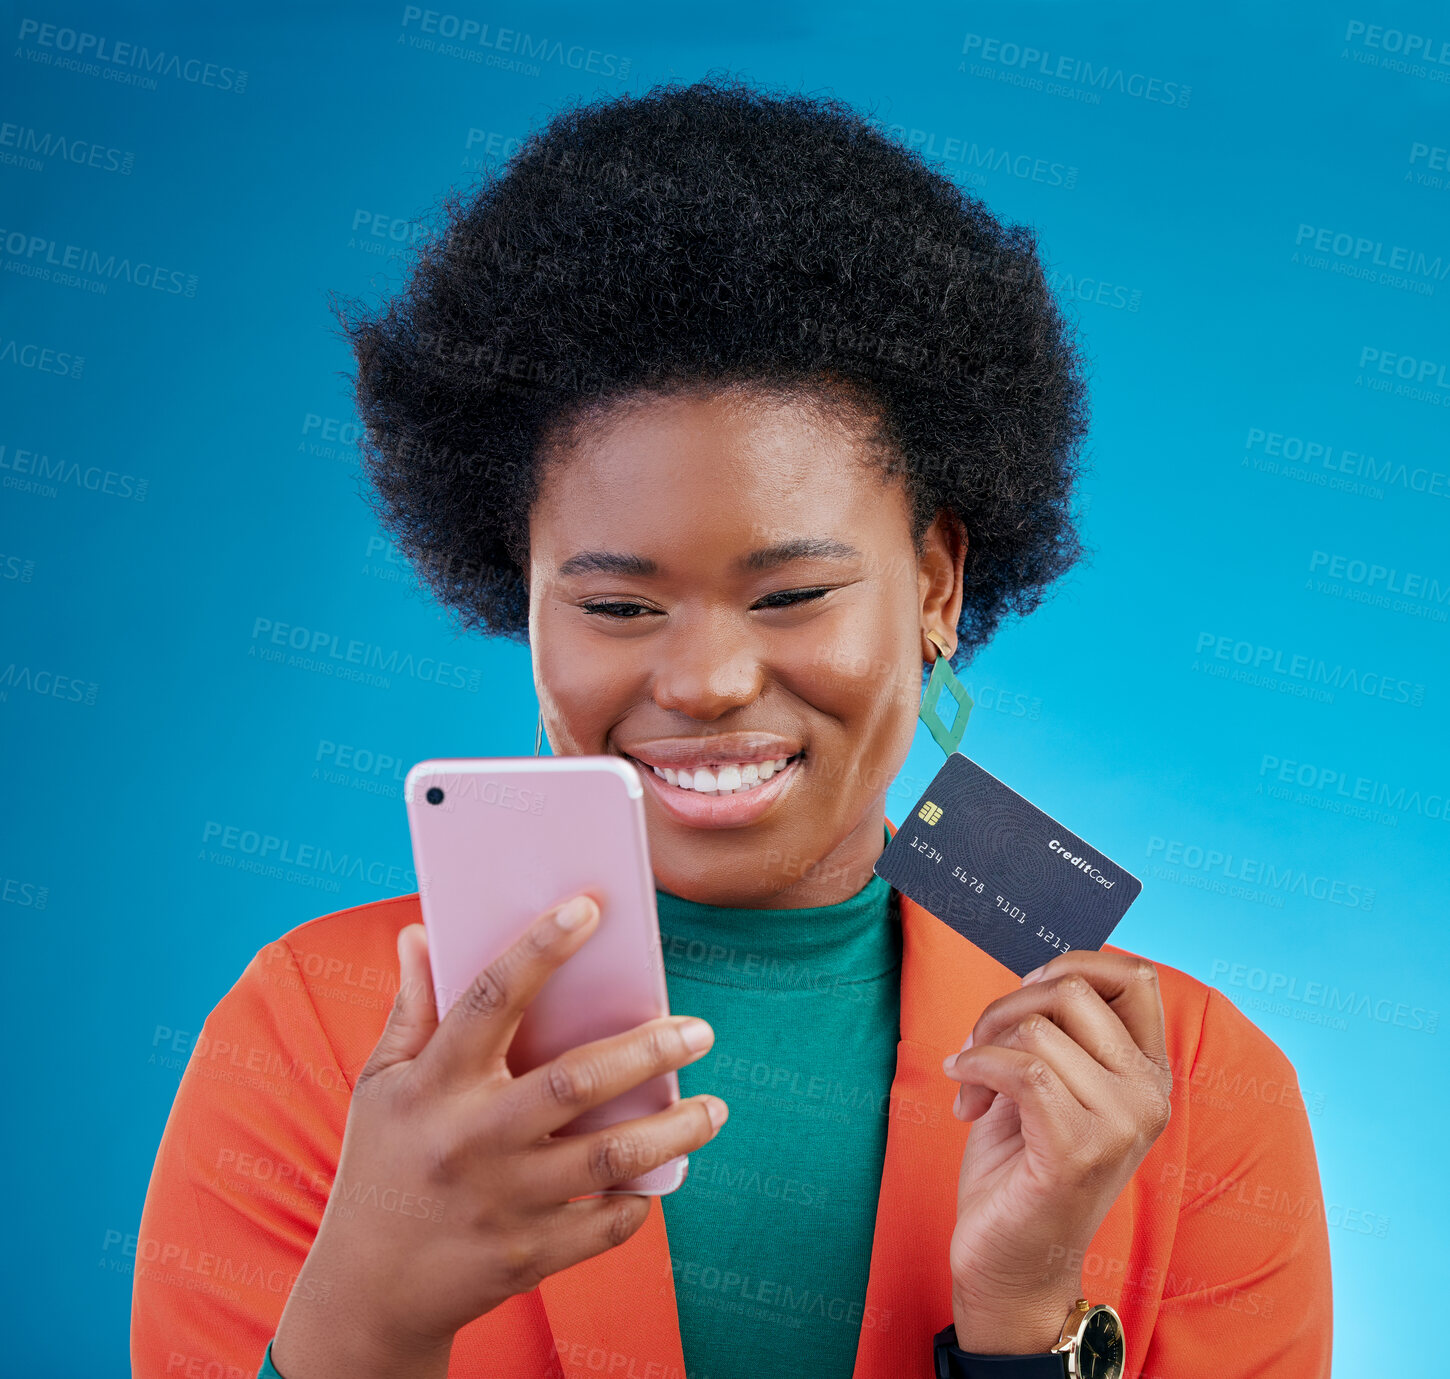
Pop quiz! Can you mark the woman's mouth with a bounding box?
[622,750,806,827]
[641,753,802,795]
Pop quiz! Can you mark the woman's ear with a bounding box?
[918,509,968,660]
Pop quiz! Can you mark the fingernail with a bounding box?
[1021,965,1046,984]
[680,1018,714,1052]
[555,896,594,931]
[952,1089,966,1120]
[962,1032,974,1050]
[941,1053,956,1072]
[705,1096,729,1129]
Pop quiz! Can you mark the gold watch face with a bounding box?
[1076,1306,1124,1379]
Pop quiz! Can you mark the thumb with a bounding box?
[358,923,439,1084]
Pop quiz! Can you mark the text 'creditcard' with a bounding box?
[874,752,1143,976]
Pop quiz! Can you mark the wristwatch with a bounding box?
[934,1298,1125,1378]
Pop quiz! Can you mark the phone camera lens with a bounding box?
[426,787,445,805]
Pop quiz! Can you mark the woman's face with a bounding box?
[527,387,966,908]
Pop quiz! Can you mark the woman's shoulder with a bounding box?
[134,893,427,1369]
[208,891,424,1090]
[1104,941,1312,1113]
[255,890,424,989]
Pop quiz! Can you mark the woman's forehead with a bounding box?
[531,391,910,558]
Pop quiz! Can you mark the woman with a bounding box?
[131,77,1331,1378]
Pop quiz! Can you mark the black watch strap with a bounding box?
[933,1324,1066,1379]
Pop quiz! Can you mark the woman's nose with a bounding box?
[649,618,766,719]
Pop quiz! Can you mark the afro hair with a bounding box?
[337,73,1091,665]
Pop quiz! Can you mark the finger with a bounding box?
[951,971,1139,1076]
[946,1044,1087,1154]
[525,1192,656,1282]
[499,1015,716,1145]
[534,1094,728,1200]
[1020,950,1169,1069]
[951,1012,1110,1120]
[356,924,439,1091]
[420,893,600,1088]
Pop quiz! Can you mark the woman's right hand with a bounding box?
[270,894,727,1379]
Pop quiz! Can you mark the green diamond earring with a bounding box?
[918,628,973,756]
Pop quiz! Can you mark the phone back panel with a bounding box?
[405,756,684,1195]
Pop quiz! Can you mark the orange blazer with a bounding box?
[132,816,1333,1377]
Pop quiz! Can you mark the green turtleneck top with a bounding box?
[256,845,902,1379]
[656,852,902,1379]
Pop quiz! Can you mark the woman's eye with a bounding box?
[753,587,831,610]
[580,588,831,619]
[580,601,656,619]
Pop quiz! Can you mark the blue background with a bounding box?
[3,2,1446,1372]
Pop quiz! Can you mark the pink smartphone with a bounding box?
[404,755,686,1195]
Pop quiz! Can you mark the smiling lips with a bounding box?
[619,734,805,826]
[644,756,793,795]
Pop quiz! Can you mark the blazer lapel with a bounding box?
[852,818,1020,1375]
[539,1194,687,1378]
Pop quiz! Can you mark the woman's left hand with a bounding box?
[942,950,1173,1354]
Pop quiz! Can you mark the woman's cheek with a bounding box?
[803,626,917,727]
[795,682,911,804]
[535,638,628,753]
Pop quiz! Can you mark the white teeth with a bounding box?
[646,755,796,795]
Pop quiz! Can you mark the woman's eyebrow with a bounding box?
[556,537,861,579]
[738,536,861,571]
[557,550,657,577]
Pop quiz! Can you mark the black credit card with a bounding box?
[875,752,1143,976]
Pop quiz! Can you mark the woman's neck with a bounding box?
[656,863,898,980]
[655,806,890,910]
